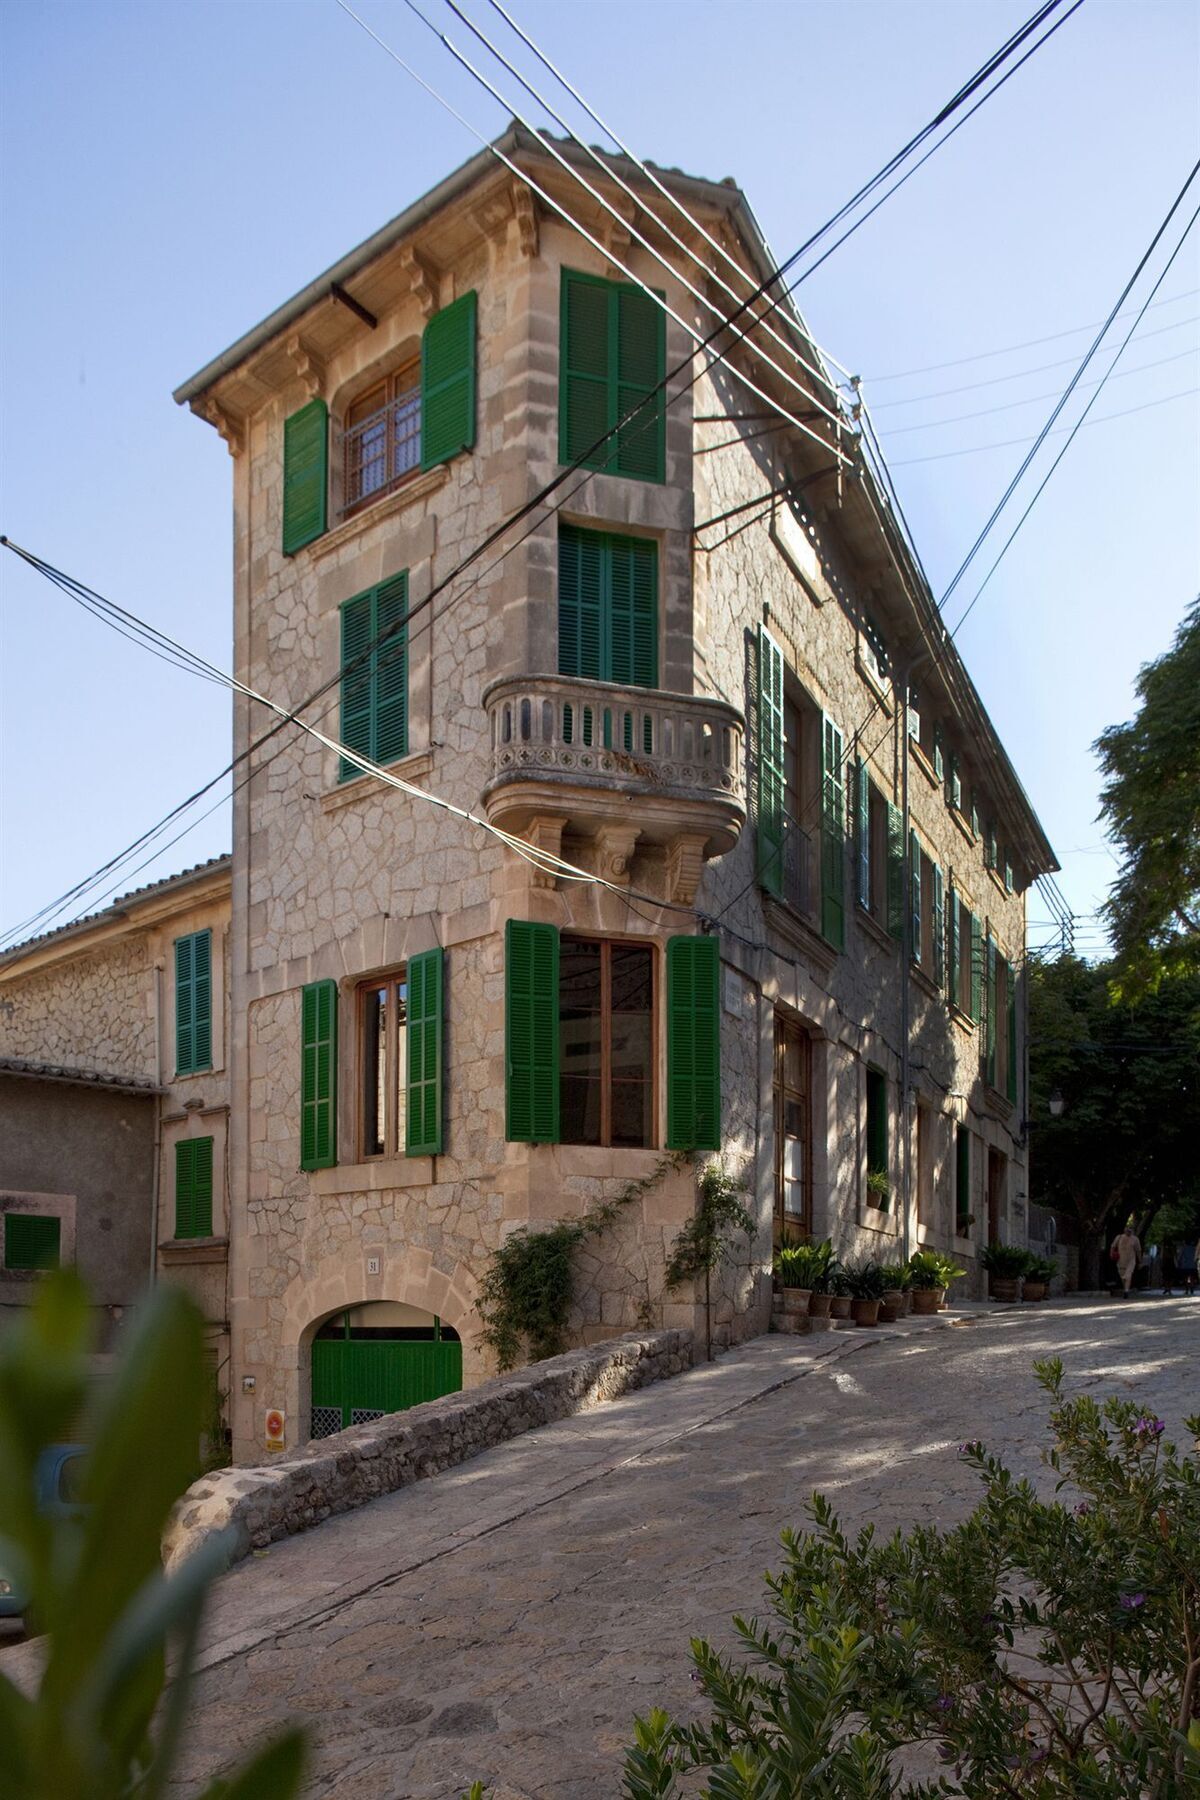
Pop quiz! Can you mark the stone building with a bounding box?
[172,125,1054,1462]
[0,859,233,1382]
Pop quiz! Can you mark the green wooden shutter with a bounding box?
[4,1212,60,1271]
[339,591,374,780]
[970,914,983,1025]
[175,1138,214,1239]
[560,270,612,467]
[373,573,409,765]
[301,980,338,1171]
[820,717,845,950]
[558,524,605,680]
[886,803,905,941]
[910,830,922,963]
[505,921,560,1142]
[855,759,870,909]
[175,930,212,1075]
[406,947,444,1156]
[948,753,962,812]
[1004,854,1014,895]
[947,882,959,1008]
[932,864,945,987]
[1006,962,1018,1104]
[956,1125,971,1227]
[932,724,945,782]
[756,626,785,898]
[421,290,476,468]
[282,398,328,555]
[614,282,665,481]
[666,934,721,1151]
[608,533,658,688]
[985,936,998,1086]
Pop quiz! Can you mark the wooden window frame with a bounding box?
[559,933,657,1150]
[341,360,422,517]
[357,968,408,1161]
[774,1016,813,1243]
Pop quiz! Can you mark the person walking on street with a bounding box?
[1111,1224,1142,1297]
[1176,1238,1198,1297]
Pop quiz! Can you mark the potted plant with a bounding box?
[865,1169,891,1209]
[802,1240,836,1319]
[827,1261,852,1320]
[877,1261,909,1323]
[843,1259,885,1327]
[906,1249,965,1314]
[772,1242,816,1312]
[1022,1254,1057,1302]
[981,1241,1033,1302]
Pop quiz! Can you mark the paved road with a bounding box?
[173,1298,1197,1798]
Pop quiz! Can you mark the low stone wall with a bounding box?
[163,1328,693,1574]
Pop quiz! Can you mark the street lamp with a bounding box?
[1048,1089,1065,1118]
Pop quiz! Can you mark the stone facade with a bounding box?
[174,128,1054,1462]
[0,861,233,1389]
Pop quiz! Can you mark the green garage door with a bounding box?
[310,1312,462,1439]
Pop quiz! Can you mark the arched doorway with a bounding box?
[309,1301,462,1440]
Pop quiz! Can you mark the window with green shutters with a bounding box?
[339,572,408,781]
[505,920,561,1143]
[886,802,905,941]
[985,935,999,1087]
[666,934,720,1152]
[282,398,328,555]
[854,759,871,911]
[909,829,922,962]
[175,929,212,1076]
[559,268,666,482]
[1006,961,1018,1105]
[558,524,657,688]
[932,863,945,987]
[820,716,845,951]
[406,947,444,1156]
[756,625,785,897]
[421,290,477,469]
[4,1212,61,1271]
[947,879,960,1008]
[865,1067,888,1205]
[174,1137,214,1240]
[301,979,338,1171]
[970,914,983,1026]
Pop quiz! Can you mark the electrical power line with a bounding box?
[2,1,1082,945]
[888,382,1196,467]
[863,285,1198,382]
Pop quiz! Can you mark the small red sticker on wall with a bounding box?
[265,1409,285,1450]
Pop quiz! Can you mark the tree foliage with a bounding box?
[1095,595,1200,997]
[1027,954,1200,1280]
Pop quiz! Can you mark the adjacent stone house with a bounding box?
[0,859,232,1383]
[169,126,1055,1462]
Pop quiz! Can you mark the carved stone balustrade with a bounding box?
[481,675,745,902]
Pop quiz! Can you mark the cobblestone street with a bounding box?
[174,1299,1196,1798]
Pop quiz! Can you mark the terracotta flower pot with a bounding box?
[1022,1280,1047,1302]
[850,1298,881,1327]
[808,1292,832,1318]
[878,1292,904,1323]
[910,1286,944,1315]
[782,1286,811,1313]
[829,1295,852,1320]
[989,1276,1020,1303]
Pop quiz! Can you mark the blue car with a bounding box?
[0,1445,88,1620]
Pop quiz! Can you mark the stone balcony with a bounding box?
[481,675,745,902]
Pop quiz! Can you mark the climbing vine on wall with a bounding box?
[476,1152,689,1371]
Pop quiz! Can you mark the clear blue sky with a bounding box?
[2,0,1197,957]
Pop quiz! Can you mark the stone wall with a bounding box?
[0,938,155,1080]
[163,1327,692,1572]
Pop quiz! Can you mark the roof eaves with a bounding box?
[0,854,232,971]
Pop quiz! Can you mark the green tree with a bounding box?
[1095,595,1200,997]
[1027,954,1200,1285]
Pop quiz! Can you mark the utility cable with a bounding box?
[3,1,1082,943]
[890,382,1197,466]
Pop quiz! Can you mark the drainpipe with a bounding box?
[899,668,912,1264]
[149,960,164,1284]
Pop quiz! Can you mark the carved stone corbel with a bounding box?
[511,180,539,259]
[665,832,709,906]
[520,814,566,889]
[603,196,637,278]
[192,397,244,458]
[593,823,640,887]
[285,333,325,401]
[400,243,441,320]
